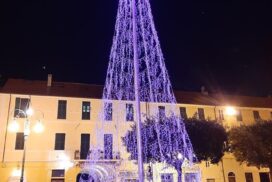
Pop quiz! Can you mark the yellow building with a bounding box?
[0,77,271,182]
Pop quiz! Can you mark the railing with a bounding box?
[74,150,121,161]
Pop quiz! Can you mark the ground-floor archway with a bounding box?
[76,173,98,182]
[76,164,116,182]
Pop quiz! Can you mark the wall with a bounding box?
[0,93,271,182]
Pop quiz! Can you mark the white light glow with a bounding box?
[58,153,73,169]
[8,120,19,132]
[177,153,183,160]
[33,121,44,133]
[225,106,237,116]
[24,120,30,136]
[26,107,34,116]
[11,168,21,177]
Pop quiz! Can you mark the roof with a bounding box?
[0,79,103,99]
[1,78,272,108]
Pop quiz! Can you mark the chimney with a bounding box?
[47,74,52,87]
[201,86,208,95]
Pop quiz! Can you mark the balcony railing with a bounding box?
[74,150,121,161]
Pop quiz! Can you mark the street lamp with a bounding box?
[225,106,237,116]
[8,107,44,182]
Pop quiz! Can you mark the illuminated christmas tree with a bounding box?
[81,0,197,181]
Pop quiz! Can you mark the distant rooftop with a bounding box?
[0,78,103,99]
[1,78,272,108]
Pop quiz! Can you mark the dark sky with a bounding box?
[1,1,272,96]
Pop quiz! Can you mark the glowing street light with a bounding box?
[33,121,44,133]
[8,119,20,132]
[225,106,237,116]
[26,107,34,116]
[11,168,21,177]
[8,107,44,182]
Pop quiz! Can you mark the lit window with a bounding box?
[14,98,30,118]
[82,101,91,120]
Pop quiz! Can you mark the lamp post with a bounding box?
[8,107,44,182]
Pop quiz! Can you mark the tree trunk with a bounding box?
[177,168,182,182]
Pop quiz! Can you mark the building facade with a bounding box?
[0,78,271,182]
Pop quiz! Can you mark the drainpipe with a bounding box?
[221,159,226,182]
[2,94,12,163]
[214,106,217,121]
[214,105,226,182]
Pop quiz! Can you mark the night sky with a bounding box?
[1,1,272,96]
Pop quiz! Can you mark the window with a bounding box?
[158,106,166,120]
[14,98,30,118]
[207,179,215,182]
[259,172,270,182]
[161,173,173,182]
[198,108,205,120]
[228,172,236,182]
[15,132,24,150]
[55,133,65,150]
[52,170,65,177]
[82,101,91,120]
[104,134,113,159]
[236,110,243,121]
[104,103,113,121]
[219,109,224,120]
[126,103,134,121]
[185,173,198,181]
[51,180,64,182]
[180,107,187,119]
[51,169,65,182]
[245,173,253,182]
[57,100,67,119]
[80,134,90,159]
[253,111,260,121]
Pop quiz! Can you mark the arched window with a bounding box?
[228,172,236,182]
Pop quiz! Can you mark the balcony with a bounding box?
[74,149,121,162]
